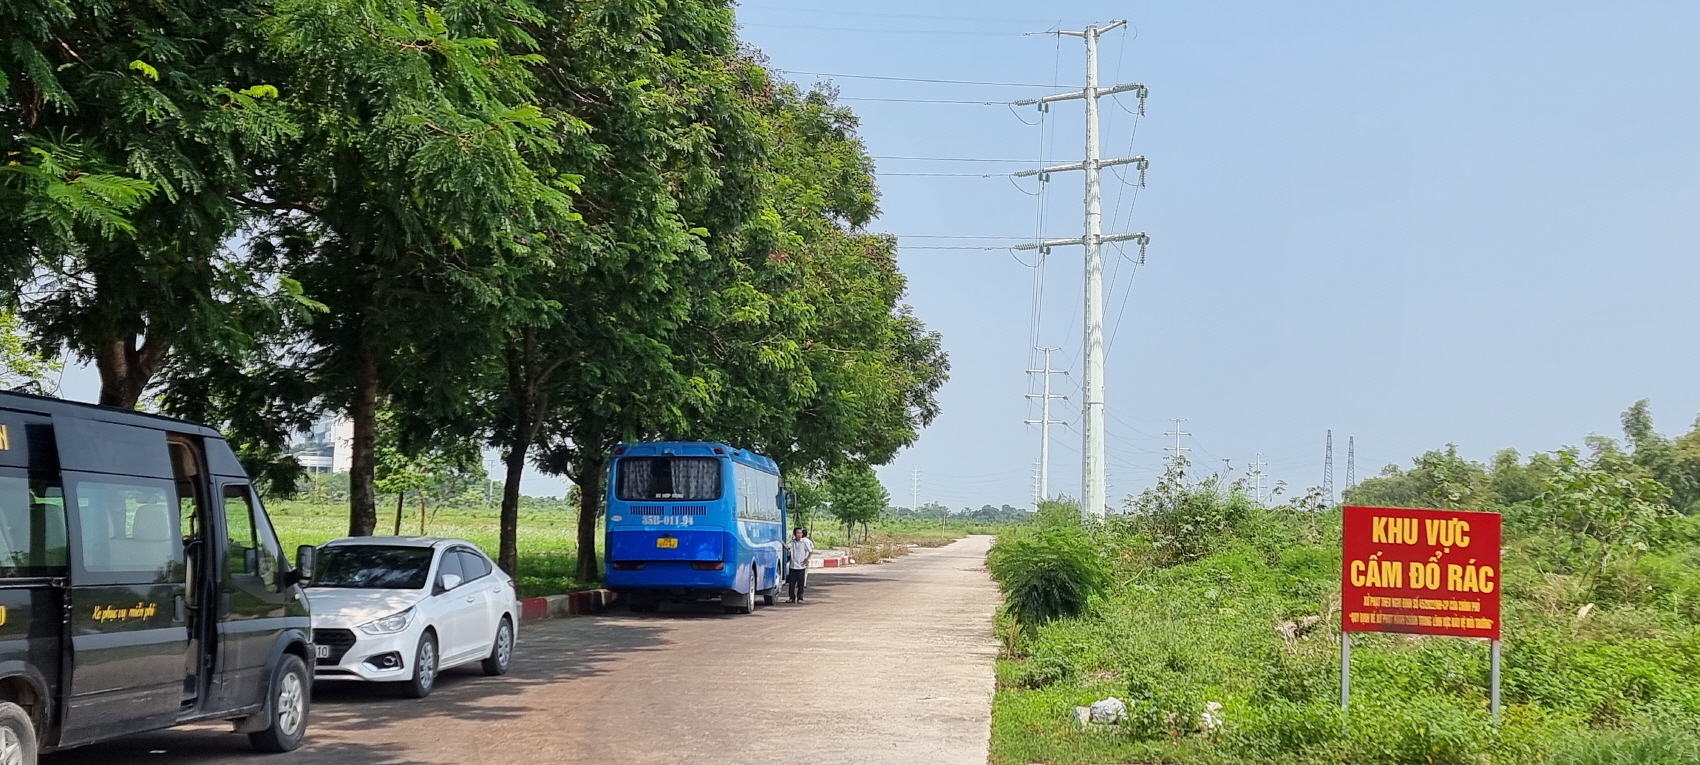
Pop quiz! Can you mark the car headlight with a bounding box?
[358,607,417,635]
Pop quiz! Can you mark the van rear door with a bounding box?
[54,417,189,746]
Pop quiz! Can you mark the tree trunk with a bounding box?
[418,490,426,535]
[347,332,380,536]
[94,328,170,409]
[393,492,403,535]
[499,446,528,576]
[574,453,606,584]
[497,330,551,577]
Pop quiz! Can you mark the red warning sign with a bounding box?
[1341,506,1501,640]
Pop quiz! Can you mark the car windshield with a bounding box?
[311,545,434,589]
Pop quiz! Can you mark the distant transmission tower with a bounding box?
[911,467,921,514]
[1345,436,1356,498]
[1323,430,1335,506]
[1164,418,1191,469]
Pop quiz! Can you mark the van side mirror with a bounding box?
[290,545,316,586]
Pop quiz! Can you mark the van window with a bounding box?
[0,469,69,575]
[72,478,182,581]
[223,485,284,589]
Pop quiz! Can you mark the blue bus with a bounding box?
[604,442,788,614]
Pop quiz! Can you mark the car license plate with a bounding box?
[656,537,678,549]
[315,644,330,659]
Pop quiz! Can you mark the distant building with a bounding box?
[291,416,354,473]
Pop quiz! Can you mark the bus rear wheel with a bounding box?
[722,569,756,614]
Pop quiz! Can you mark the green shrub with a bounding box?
[1225,700,1342,757]
[1124,674,1207,740]
[1127,466,1257,565]
[1542,728,1700,765]
[1010,653,1080,690]
[1343,695,1492,765]
[988,524,1108,627]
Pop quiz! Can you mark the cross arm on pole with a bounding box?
[1012,232,1148,251]
[1013,155,1146,178]
[1011,82,1146,108]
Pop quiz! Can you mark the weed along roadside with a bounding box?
[986,427,1700,765]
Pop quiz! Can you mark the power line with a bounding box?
[873,155,1048,163]
[742,5,1064,24]
[778,70,1067,88]
[838,96,1010,105]
[745,23,1029,37]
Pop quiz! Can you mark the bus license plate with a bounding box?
[315,644,330,659]
[656,538,678,549]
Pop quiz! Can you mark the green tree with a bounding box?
[1535,439,1672,582]
[0,309,59,393]
[1344,445,1495,510]
[1622,399,1700,514]
[3,0,300,408]
[825,464,887,542]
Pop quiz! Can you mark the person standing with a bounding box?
[786,527,814,603]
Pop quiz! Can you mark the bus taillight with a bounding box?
[611,562,646,571]
[690,562,725,571]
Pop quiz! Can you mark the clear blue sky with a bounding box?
[55,2,1700,506]
[734,1,1700,511]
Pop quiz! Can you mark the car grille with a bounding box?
[316,628,357,665]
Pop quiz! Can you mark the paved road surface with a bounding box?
[47,535,1000,765]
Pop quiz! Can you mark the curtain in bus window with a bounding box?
[617,457,722,501]
[0,470,69,575]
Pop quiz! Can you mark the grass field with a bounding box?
[268,500,590,597]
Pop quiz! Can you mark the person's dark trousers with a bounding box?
[786,567,808,601]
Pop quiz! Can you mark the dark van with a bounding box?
[0,391,314,762]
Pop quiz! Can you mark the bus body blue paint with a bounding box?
[603,442,788,601]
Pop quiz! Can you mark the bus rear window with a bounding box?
[616,457,721,501]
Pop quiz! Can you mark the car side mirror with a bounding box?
[290,545,316,586]
[439,573,462,592]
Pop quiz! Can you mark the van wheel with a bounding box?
[402,631,438,699]
[249,654,309,753]
[0,701,37,765]
[481,617,514,676]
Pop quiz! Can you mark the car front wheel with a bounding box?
[403,631,439,699]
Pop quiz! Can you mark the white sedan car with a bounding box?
[304,536,518,697]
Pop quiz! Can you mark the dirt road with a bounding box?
[46,534,1001,765]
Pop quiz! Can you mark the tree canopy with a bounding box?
[2,0,948,578]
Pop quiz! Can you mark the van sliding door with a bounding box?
[53,417,188,746]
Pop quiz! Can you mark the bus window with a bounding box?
[0,470,69,575]
[617,457,722,501]
[733,464,781,522]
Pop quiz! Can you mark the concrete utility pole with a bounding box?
[1024,346,1068,502]
[1249,453,1268,505]
[1163,418,1191,469]
[1013,20,1149,519]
